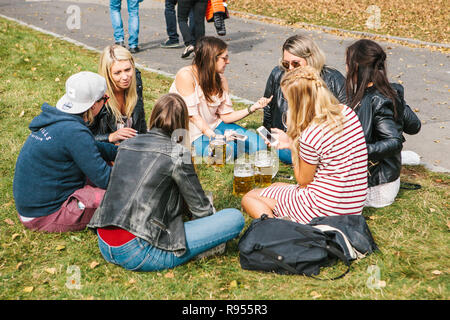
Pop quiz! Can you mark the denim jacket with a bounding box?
[88,128,214,256]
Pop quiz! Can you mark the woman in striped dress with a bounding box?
[241,66,368,224]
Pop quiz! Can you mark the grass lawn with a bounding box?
[229,0,449,45]
[0,17,449,300]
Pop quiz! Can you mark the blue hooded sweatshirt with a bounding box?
[13,103,117,218]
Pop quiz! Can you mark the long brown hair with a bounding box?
[192,36,228,103]
[148,93,190,144]
[345,39,399,118]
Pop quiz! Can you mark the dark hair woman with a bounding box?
[88,93,245,271]
[170,36,272,160]
[345,39,421,208]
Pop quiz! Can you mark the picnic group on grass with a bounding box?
[12,0,421,273]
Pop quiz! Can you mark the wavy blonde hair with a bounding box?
[98,45,138,124]
[281,66,344,166]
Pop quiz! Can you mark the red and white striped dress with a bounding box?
[261,105,368,224]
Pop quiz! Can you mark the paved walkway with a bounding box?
[1,0,449,172]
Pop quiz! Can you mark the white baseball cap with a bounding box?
[56,71,107,114]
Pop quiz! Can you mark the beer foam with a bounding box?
[234,171,254,178]
[255,160,271,167]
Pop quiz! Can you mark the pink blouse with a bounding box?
[169,67,234,142]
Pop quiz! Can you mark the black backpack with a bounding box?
[238,214,377,279]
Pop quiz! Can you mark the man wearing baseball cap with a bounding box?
[13,72,118,232]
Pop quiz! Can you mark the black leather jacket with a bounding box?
[88,69,147,143]
[88,128,214,256]
[354,83,421,187]
[263,65,347,131]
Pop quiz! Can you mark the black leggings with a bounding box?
[177,0,208,46]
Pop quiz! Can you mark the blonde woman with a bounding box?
[242,66,368,224]
[263,34,346,164]
[89,45,147,144]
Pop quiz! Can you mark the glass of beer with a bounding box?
[208,134,227,167]
[233,160,255,197]
[254,150,278,187]
[191,145,198,171]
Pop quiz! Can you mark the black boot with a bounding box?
[213,12,226,36]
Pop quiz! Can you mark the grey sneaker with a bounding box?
[195,243,226,260]
[160,39,183,48]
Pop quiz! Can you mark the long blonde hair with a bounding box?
[281,66,344,166]
[98,45,138,124]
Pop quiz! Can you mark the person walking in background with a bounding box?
[205,0,228,36]
[178,0,208,59]
[109,0,143,53]
[263,34,347,165]
[88,93,245,271]
[345,39,421,208]
[161,0,195,48]
[89,45,147,144]
[13,72,117,232]
[242,66,368,224]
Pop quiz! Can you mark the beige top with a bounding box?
[169,66,234,142]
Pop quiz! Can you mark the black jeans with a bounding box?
[165,0,195,43]
[177,0,207,46]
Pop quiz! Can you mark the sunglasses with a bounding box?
[281,60,303,70]
[97,95,110,104]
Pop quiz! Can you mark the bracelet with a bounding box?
[247,105,253,114]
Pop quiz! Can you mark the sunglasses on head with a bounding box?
[281,60,302,70]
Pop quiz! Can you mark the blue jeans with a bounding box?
[165,0,195,43]
[110,0,141,48]
[278,148,292,165]
[97,208,245,271]
[193,122,267,160]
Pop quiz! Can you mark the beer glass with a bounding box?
[233,160,255,197]
[254,150,278,187]
[282,111,288,130]
[191,145,198,171]
[208,135,227,167]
